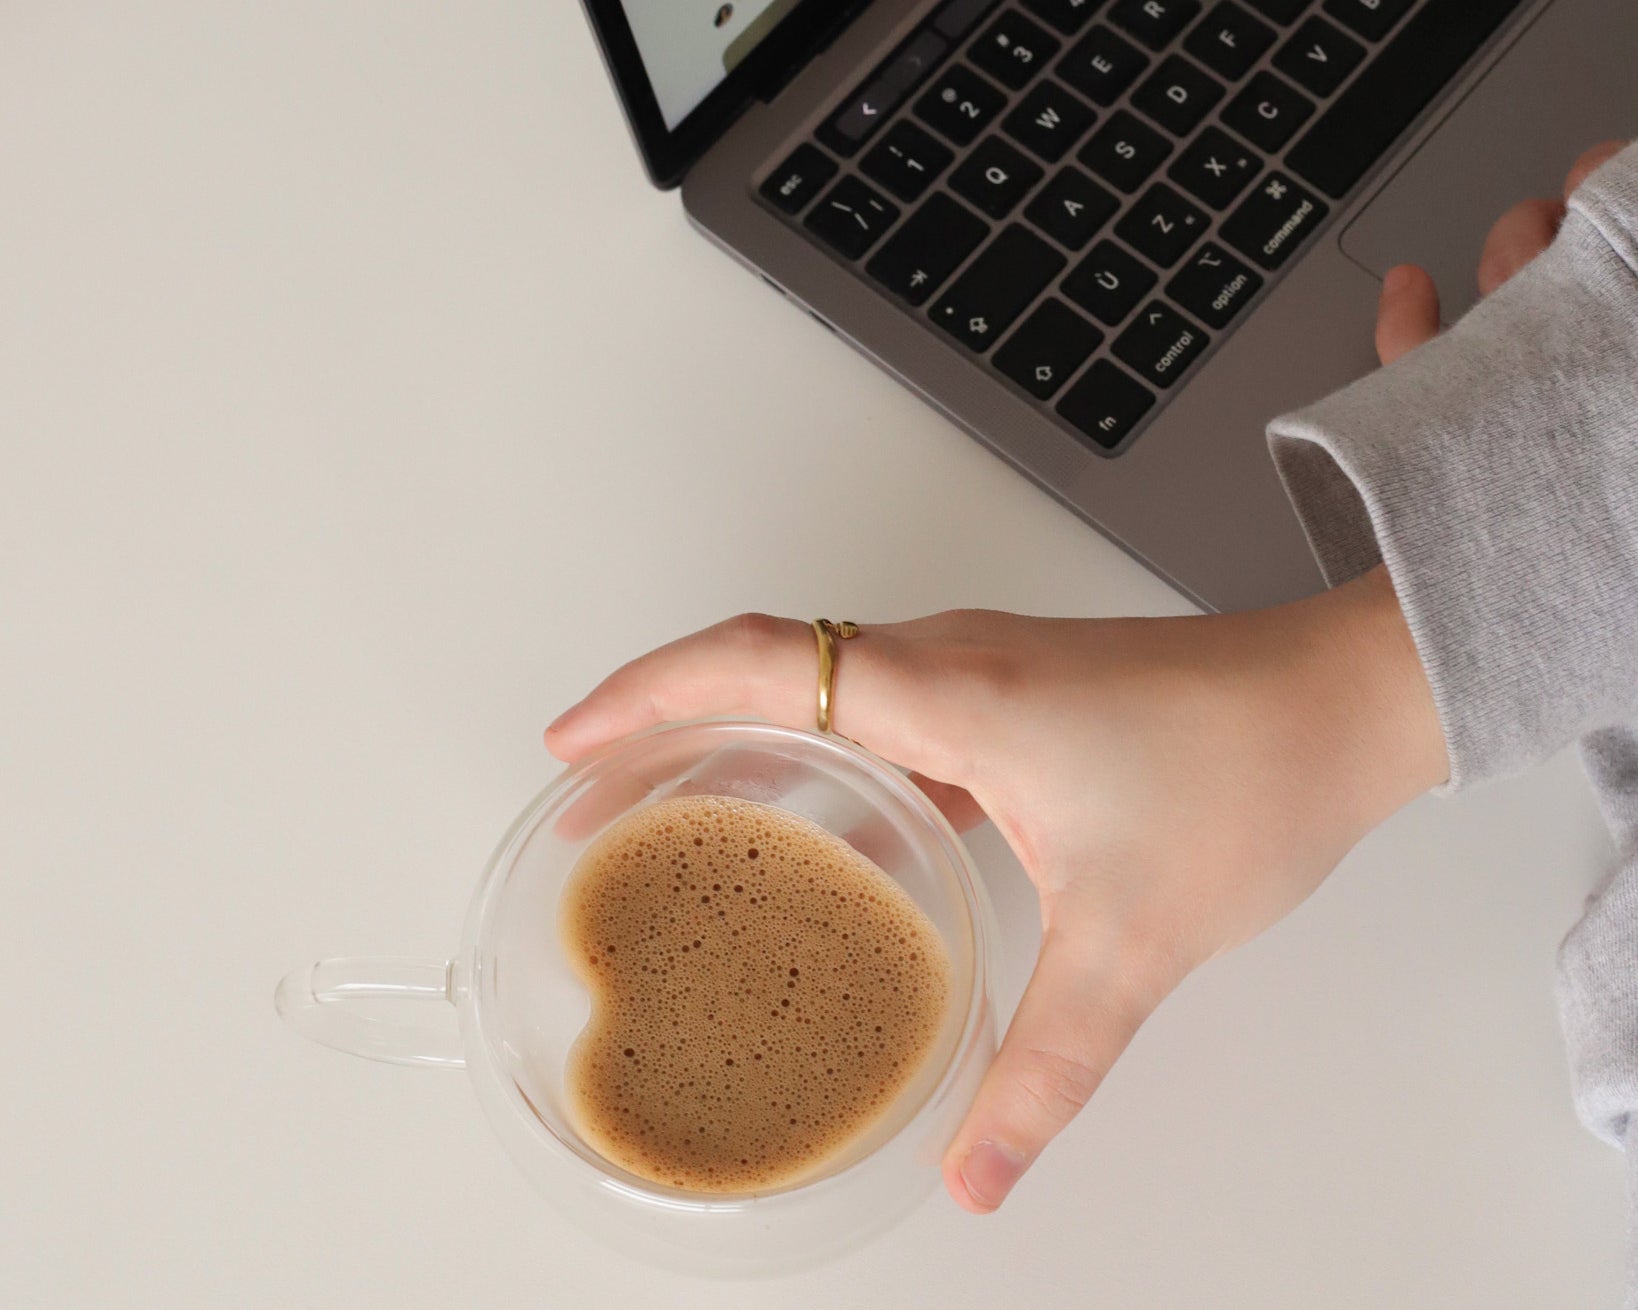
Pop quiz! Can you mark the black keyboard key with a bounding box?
[818,32,949,157]
[1131,55,1224,136]
[861,120,955,202]
[970,11,1061,90]
[951,137,1046,217]
[1273,15,1364,96]
[1219,170,1327,268]
[1167,125,1262,208]
[1287,0,1527,199]
[1115,182,1209,265]
[1109,0,1202,50]
[805,176,901,259]
[760,144,838,215]
[1022,0,1104,36]
[915,63,1008,145]
[1003,81,1098,162]
[1165,240,1263,326]
[1220,71,1314,151]
[820,82,902,156]
[1079,109,1172,191]
[994,298,1104,397]
[1112,301,1209,386]
[931,224,1067,349]
[881,30,954,95]
[1024,167,1120,248]
[867,192,990,304]
[1322,0,1413,41]
[1245,0,1308,23]
[1062,239,1156,323]
[1058,25,1148,106]
[1184,1,1276,80]
[936,0,1002,40]
[1057,359,1154,449]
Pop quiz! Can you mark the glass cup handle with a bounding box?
[275,957,466,1068]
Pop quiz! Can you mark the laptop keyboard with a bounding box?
[757,0,1524,455]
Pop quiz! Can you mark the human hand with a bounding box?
[1373,139,1629,364]
[545,572,1446,1212]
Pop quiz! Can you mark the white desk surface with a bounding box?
[1,5,1626,1307]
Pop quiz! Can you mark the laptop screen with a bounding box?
[623,1,803,131]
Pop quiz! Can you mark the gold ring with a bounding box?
[812,618,859,735]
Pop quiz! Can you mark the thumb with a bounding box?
[942,911,1162,1213]
[1374,263,1440,365]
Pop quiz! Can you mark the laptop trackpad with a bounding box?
[1341,0,1638,322]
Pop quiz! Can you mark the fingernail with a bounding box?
[545,707,576,736]
[959,1140,1026,1210]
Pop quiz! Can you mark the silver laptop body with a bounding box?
[587,0,1638,611]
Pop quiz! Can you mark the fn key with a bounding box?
[1057,360,1154,450]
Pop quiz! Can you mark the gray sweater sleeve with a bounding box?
[1265,143,1638,1302]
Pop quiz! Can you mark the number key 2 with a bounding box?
[915,63,1008,146]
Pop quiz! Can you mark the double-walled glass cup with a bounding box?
[277,721,997,1275]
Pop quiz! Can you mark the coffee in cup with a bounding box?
[561,794,951,1193]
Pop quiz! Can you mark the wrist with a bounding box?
[1294,564,1450,828]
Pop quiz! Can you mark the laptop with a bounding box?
[579,0,1638,611]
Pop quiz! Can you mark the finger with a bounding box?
[546,615,830,757]
[1374,264,1440,365]
[1477,197,1564,297]
[941,909,1165,1213]
[1564,139,1628,200]
[544,614,957,784]
[909,772,988,833]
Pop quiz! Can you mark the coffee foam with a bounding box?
[561,795,951,1193]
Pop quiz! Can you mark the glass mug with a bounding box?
[276,720,998,1276]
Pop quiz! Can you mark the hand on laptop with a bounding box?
[1373,138,1628,364]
